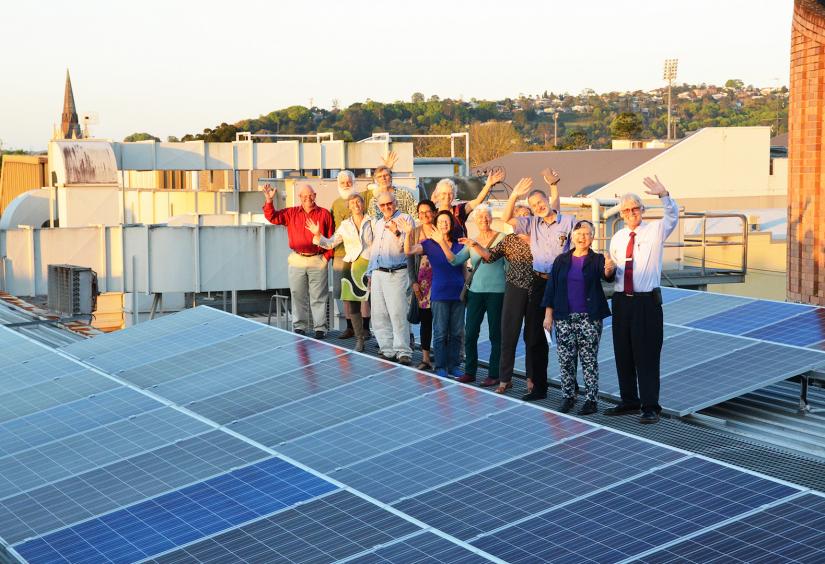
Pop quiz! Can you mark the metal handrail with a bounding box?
[267,293,291,329]
[605,211,748,277]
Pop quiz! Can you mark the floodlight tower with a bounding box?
[663,59,678,140]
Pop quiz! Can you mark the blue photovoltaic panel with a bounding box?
[15,457,337,564]
[279,385,515,473]
[639,493,825,563]
[349,532,490,563]
[2,304,819,564]
[0,407,211,500]
[0,369,119,424]
[656,342,825,415]
[662,291,754,326]
[0,387,162,457]
[155,348,394,406]
[659,286,696,304]
[111,327,304,389]
[181,351,393,424]
[328,405,592,503]
[687,299,813,335]
[471,457,799,563]
[71,314,265,373]
[60,306,230,360]
[225,367,450,446]
[148,491,423,564]
[0,431,269,545]
[743,307,825,347]
[394,428,685,541]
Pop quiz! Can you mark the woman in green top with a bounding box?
[441,205,506,386]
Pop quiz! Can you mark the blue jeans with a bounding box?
[432,300,465,373]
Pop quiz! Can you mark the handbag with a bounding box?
[407,295,421,324]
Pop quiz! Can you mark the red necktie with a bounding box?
[624,231,635,294]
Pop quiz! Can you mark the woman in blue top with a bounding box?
[401,211,466,378]
[542,220,616,415]
[439,205,506,387]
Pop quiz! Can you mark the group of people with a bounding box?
[263,160,677,424]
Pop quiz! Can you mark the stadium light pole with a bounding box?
[663,59,678,141]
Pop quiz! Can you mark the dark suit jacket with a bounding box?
[541,249,614,321]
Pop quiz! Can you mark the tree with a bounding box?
[469,121,525,166]
[411,92,425,103]
[167,135,180,142]
[123,132,160,142]
[562,130,590,150]
[725,79,744,90]
[609,112,643,140]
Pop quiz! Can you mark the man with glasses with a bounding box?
[606,176,678,424]
[367,192,415,364]
[369,165,417,218]
[501,169,572,401]
[262,183,334,339]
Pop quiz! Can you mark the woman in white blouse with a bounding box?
[306,193,374,351]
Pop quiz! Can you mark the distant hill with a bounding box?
[178,83,788,166]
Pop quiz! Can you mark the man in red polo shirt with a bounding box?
[263,183,334,338]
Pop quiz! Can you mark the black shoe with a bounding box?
[578,400,598,416]
[604,403,641,416]
[640,410,659,424]
[397,355,412,366]
[521,391,547,402]
[314,331,326,340]
[294,329,306,336]
[558,397,575,413]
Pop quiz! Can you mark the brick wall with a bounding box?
[788,1,825,304]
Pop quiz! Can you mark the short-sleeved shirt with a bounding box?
[513,213,575,274]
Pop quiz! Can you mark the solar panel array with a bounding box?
[477,287,825,415]
[0,307,823,563]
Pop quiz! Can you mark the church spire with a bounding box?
[61,69,82,140]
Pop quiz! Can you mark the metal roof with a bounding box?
[473,148,666,197]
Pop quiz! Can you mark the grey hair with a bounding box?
[377,191,397,204]
[472,204,492,220]
[434,178,457,198]
[619,193,644,210]
[527,189,547,201]
[337,170,355,186]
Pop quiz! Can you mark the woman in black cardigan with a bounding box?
[542,220,616,415]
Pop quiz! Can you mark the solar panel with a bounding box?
[637,493,825,563]
[687,299,812,334]
[1,305,821,564]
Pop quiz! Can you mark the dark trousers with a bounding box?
[499,278,549,390]
[465,291,504,378]
[419,308,433,351]
[611,293,664,411]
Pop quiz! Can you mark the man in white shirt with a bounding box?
[606,176,678,424]
[367,192,415,364]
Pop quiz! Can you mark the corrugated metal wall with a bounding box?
[0,155,48,216]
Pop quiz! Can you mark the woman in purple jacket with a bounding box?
[542,220,616,415]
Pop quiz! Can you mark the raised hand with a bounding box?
[395,216,414,234]
[429,227,444,243]
[604,252,616,276]
[541,168,561,186]
[261,183,276,202]
[486,168,505,186]
[642,175,669,197]
[510,177,534,198]
[381,150,399,170]
[458,237,473,246]
[305,217,320,236]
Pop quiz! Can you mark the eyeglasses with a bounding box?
[379,202,395,208]
[620,206,641,215]
[418,209,434,215]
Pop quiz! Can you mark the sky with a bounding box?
[0,0,794,150]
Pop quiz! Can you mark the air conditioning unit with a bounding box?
[47,264,97,316]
